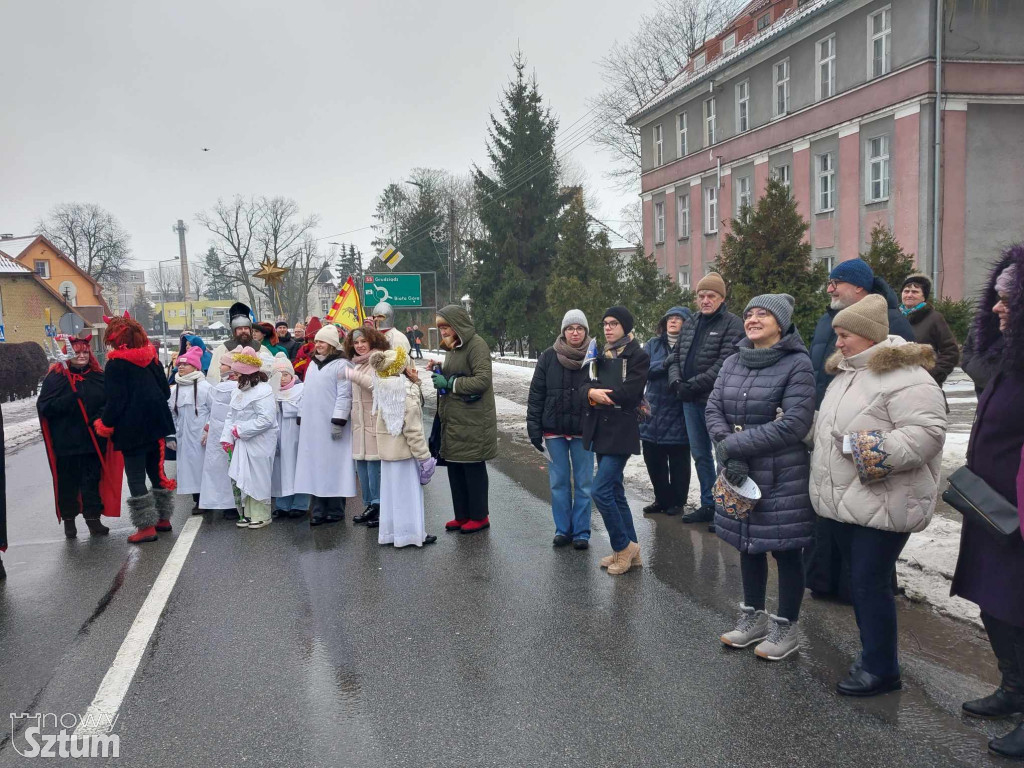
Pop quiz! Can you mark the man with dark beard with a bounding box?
[206,303,274,385]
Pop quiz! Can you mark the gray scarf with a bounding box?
[738,344,785,369]
[553,334,591,370]
[603,332,633,358]
[666,331,680,349]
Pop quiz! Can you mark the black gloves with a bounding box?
[724,458,749,487]
[296,417,301,425]
[714,440,730,467]
[530,437,544,453]
[672,380,695,401]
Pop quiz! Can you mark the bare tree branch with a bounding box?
[37,202,132,282]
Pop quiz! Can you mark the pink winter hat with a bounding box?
[179,346,204,370]
[230,346,263,375]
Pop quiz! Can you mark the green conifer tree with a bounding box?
[861,223,915,291]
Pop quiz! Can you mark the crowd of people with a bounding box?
[0,246,1021,759]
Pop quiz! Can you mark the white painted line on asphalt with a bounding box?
[74,516,204,737]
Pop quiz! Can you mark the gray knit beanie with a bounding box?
[744,293,795,331]
[561,309,589,334]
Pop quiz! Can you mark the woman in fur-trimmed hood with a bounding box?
[950,243,1024,759]
[810,293,947,698]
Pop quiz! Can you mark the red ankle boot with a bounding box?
[128,526,158,544]
[445,518,468,531]
[155,519,172,532]
[459,518,490,534]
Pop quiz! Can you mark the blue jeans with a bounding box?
[545,437,594,541]
[832,520,911,677]
[275,493,311,512]
[592,454,637,552]
[683,401,716,508]
[355,460,381,506]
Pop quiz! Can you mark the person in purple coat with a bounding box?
[951,243,1024,760]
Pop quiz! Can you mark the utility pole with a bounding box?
[448,197,457,305]
[173,219,191,302]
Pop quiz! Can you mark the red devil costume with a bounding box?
[37,335,123,539]
[94,316,177,544]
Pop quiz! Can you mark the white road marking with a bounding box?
[74,516,204,736]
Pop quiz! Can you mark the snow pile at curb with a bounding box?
[3,395,42,455]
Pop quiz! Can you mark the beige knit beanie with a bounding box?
[832,293,889,343]
[696,272,727,297]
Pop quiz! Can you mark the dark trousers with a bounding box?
[832,520,910,677]
[122,443,165,497]
[413,343,423,359]
[641,441,691,509]
[447,462,489,522]
[740,549,805,621]
[311,496,345,520]
[55,454,103,519]
[983,611,1024,693]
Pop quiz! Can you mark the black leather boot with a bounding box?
[63,517,78,539]
[353,505,374,524]
[84,517,110,536]
[964,688,1024,719]
[836,668,902,697]
[989,722,1024,760]
[364,504,381,528]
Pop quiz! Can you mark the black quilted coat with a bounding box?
[704,331,816,554]
[666,304,744,405]
[527,347,590,439]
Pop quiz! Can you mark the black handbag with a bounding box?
[428,412,446,466]
[942,466,1020,538]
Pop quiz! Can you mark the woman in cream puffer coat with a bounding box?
[810,293,947,699]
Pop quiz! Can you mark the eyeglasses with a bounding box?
[827,279,844,290]
[565,325,587,333]
[602,320,621,328]
[743,309,771,320]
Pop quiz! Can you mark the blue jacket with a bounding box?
[705,330,816,554]
[809,277,915,406]
[169,334,212,383]
[640,306,692,445]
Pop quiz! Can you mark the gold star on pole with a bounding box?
[253,257,290,288]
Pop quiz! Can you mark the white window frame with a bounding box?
[654,201,666,244]
[816,152,835,213]
[868,6,892,79]
[773,59,790,118]
[653,123,664,166]
[693,51,706,71]
[677,112,688,157]
[676,193,690,239]
[866,135,890,202]
[704,186,718,234]
[735,176,752,218]
[816,34,836,101]
[721,32,736,53]
[773,164,791,189]
[677,268,691,291]
[735,79,749,133]
[703,97,716,146]
[34,260,50,279]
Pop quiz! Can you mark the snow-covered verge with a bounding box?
[3,395,42,455]
[489,359,984,627]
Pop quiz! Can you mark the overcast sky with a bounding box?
[0,0,655,276]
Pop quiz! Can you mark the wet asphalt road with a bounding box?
[0,427,1015,768]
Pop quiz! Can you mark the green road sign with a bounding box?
[363,273,423,308]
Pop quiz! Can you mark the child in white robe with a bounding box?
[168,346,211,512]
[270,354,310,518]
[200,354,240,517]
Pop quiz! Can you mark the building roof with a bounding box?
[628,0,841,124]
[0,236,42,260]
[0,234,113,314]
[0,253,31,274]
[76,306,107,326]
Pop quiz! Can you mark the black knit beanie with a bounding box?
[603,306,634,335]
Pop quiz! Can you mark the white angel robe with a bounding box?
[221,382,278,503]
[271,381,304,498]
[168,375,212,495]
[293,355,357,498]
[199,380,238,510]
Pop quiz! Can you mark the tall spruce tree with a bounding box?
[334,242,361,281]
[470,52,566,351]
[861,223,915,291]
[618,245,692,341]
[717,176,828,340]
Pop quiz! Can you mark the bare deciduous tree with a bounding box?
[148,263,182,304]
[196,195,265,310]
[588,0,743,187]
[37,202,133,282]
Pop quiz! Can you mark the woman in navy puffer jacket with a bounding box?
[704,294,816,662]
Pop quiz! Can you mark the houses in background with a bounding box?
[0,253,89,346]
[629,0,1024,299]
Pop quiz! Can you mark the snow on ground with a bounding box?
[491,358,982,626]
[3,395,41,455]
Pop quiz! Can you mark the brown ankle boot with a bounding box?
[607,542,642,575]
[600,552,616,568]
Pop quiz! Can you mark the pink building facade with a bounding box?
[631,0,1024,299]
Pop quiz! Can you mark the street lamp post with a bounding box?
[157,256,179,359]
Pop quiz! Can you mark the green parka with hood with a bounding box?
[436,305,498,463]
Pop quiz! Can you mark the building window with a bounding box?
[678,268,691,290]
[654,201,666,244]
[677,112,687,157]
[773,164,792,189]
[757,13,771,31]
[320,297,331,314]
[653,124,664,166]
[817,152,835,212]
[704,187,718,234]
[677,193,690,239]
[867,135,890,202]
[773,59,790,118]
[736,176,752,218]
[34,260,50,279]
[735,80,749,133]
[817,34,836,100]
[819,254,836,273]
[704,97,716,146]
[721,33,736,53]
[869,6,892,78]
[693,52,706,71]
